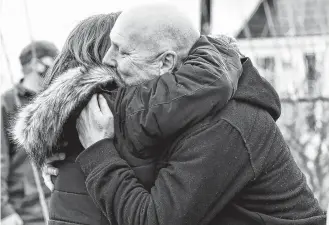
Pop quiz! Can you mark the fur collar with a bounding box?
[11,66,118,167]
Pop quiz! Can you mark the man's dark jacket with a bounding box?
[76,57,326,225]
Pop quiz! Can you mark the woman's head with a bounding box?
[44,12,120,86]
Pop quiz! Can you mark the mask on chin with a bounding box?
[38,65,50,78]
[35,58,51,78]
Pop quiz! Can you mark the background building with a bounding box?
[234,0,329,208]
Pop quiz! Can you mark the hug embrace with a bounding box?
[11,3,326,225]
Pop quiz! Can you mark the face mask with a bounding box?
[36,59,51,78]
[38,64,50,78]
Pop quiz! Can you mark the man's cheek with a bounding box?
[121,60,136,76]
[114,61,126,77]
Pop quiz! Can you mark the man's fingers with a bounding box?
[47,166,59,176]
[42,171,54,191]
[88,94,101,113]
[42,153,64,178]
[45,153,65,164]
[43,164,59,176]
[98,94,112,115]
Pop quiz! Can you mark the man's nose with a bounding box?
[102,47,116,67]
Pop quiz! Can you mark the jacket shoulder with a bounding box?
[1,87,17,112]
[179,100,276,149]
[220,100,276,140]
[218,100,284,176]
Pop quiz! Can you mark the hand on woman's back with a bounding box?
[42,153,66,191]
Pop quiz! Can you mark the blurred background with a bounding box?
[1,0,328,209]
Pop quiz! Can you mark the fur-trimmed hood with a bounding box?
[11,66,118,167]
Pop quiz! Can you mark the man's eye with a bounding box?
[119,50,128,55]
[111,43,118,50]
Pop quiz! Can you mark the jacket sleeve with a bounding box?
[115,36,242,156]
[76,119,255,225]
[1,104,16,219]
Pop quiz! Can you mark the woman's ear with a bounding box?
[159,51,177,74]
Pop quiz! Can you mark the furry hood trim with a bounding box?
[11,66,118,167]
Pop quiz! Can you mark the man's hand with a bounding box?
[42,153,66,191]
[1,213,23,225]
[76,94,114,149]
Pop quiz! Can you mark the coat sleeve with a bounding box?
[115,36,242,156]
[1,104,16,219]
[76,119,255,225]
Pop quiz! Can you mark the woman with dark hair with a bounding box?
[15,13,120,225]
[12,11,243,225]
[50,13,120,225]
[46,13,122,225]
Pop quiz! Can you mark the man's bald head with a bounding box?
[113,3,200,59]
[103,3,200,85]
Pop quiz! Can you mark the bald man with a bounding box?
[74,4,325,225]
[102,4,200,85]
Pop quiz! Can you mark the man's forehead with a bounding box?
[110,30,123,44]
[110,13,155,51]
[110,26,140,50]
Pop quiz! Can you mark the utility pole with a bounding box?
[200,0,211,35]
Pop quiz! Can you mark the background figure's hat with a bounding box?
[19,40,59,66]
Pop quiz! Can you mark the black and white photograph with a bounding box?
[1,0,328,224]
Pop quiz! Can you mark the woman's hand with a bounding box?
[42,153,66,191]
[76,94,114,149]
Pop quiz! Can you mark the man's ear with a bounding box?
[159,51,177,74]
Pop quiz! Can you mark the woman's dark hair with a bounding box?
[44,12,120,86]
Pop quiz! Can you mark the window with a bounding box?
[281,50,293,69]
[256,56,276,85]
[304,52,320,95]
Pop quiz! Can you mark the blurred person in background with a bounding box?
[1,41,58,225]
